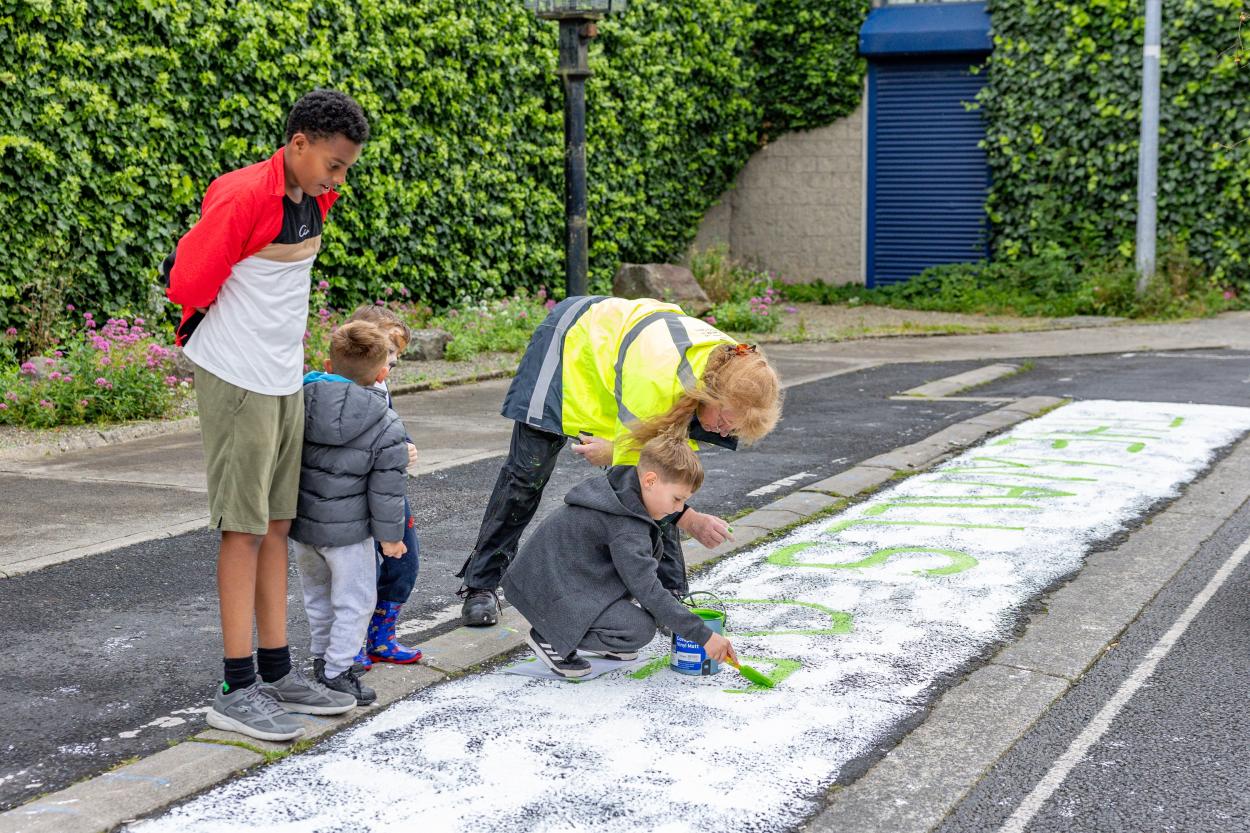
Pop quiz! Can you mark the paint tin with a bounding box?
[671,608,726,676]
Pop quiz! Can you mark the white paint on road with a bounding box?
[999,532,1250,833]
[746,471,818,497]
[129,401,1250,833]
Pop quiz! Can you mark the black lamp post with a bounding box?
[525,0,628,298]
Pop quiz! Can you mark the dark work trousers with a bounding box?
[457,422,569,590]
[376,496,419,605]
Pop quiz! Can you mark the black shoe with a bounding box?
[461,588,500,627]
[525,628,592,679]
[316,663,376,706]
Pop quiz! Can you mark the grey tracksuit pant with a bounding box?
[577,598,657,654]
[293,538,378,678]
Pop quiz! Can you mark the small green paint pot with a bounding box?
[671,608,726,676]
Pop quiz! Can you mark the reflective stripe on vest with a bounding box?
[614,311,695,426]
[526,295,602,424]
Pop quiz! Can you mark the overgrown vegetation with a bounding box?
[782,248,1238,319]
[0,0,867,334]
[980,0,1250,287]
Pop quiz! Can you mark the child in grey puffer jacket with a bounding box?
[289,321,409,706]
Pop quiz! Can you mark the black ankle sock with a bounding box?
[256,645,291,683]
[223,656,256,693]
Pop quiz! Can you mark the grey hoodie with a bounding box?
[289,374,409,548]
[501,466,714,657]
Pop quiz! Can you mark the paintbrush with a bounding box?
[724,658,775,688]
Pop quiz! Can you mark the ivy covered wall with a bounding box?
[0,0,868,328]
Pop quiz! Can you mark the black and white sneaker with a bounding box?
[525,628,592,679]
[581,649,639,661]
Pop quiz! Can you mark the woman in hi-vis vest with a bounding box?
[456,295,783,626]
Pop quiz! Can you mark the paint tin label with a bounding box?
[671,636,706,674]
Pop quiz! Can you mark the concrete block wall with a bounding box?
[691,103,865,285]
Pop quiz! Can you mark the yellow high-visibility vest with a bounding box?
[502,296,736,465]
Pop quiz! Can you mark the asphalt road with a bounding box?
[937,485,1250,833]
[6,348,1250,815]
[0,358,994,811]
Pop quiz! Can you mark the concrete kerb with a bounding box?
[803,434,1250,833]
[898,363,1022,399]
[0,389,1071,833]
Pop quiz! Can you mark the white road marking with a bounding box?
[746,471,818,497]
[999,532,1250,833]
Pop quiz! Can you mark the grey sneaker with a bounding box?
[261,666,356,716]
[205,681,304,742]
[317,663,377,706]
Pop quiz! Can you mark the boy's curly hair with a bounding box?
[286,90,370,145]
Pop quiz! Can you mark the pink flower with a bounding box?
[1224,290,1235,300]
[79,399,88,407]
[49,371,62,381]
[62,374,73,382]
[53,350,63,357]
[164,375,178,386]
[4,391,15,400]
[705,316,717,325]
[66,304,75,312]
[182,376,193,384]
[95,377,112,388]
[544,300,556,310]
[83,312,93,319]
[317,280,330,290]
[449,310,459,318]
[399,286,410,297]
[19,362,35,375]
[384,287,393,296]
[86,320,96,329]
[44,358,54,366]
[518,310,528,319]
[375,300,385,306]
[134,318,144,326]
[3,327,15,336]
[39,399,53,408]
[0,403,6,410]
[785,306,797,314]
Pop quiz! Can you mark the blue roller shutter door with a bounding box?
[867,58,990,287]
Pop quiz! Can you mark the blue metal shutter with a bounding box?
[866,58,990,287]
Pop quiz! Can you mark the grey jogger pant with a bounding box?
[293,538,378,677]
[577,598,657,654]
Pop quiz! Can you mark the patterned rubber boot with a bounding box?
[366,601,423,664]
[351,647,373,674]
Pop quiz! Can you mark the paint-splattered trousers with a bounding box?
[456,421,690,596]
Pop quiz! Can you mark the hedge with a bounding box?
[0,0,867,331]
[980,0,1250,284]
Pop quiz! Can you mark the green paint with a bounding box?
[628,657,670,680]
[824,518,1025,536]
[951,455,1128,470]
[1171,417,1185,428]
[722,657,802,694]
[863,500,1037,518]
[936,480,1077,498]
[996,435,1145,453]
[724,598,853,636]
[769,541,975,575]
[940,467,1097,483]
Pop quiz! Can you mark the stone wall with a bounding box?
[691,103,864,285]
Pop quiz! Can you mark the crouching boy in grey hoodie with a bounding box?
[290,321,409,705]
[502,435,738,679]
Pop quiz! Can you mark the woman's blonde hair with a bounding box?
[627,344,781,451]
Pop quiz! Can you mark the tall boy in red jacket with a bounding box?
[165,90,369,741]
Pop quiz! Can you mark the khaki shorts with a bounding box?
[195,364,304,535]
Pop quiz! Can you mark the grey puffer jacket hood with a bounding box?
[289,373,409,548]
[501,466,713,657]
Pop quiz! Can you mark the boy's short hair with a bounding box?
[286,90,370,145]
[330,321,391,386]
[637,435,704,492]
[348,304,411,352]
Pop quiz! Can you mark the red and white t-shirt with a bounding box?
[166,148,339,396]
